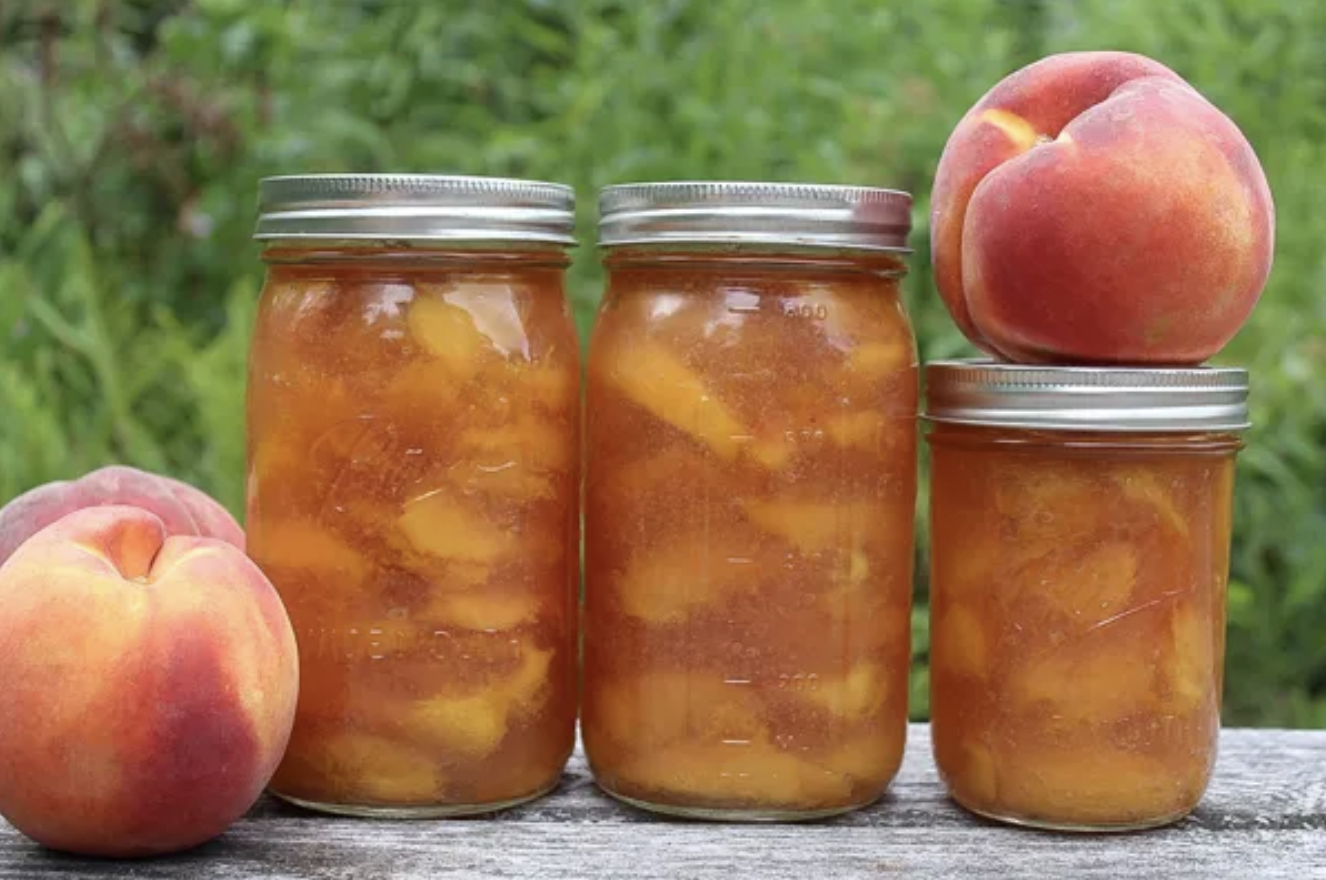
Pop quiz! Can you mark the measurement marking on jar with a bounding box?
[783,427,825,443]
[365,627,389,660]
[725,429,826,447]
[777,672,822,692]
[783,303,829,320]
[297,625,524,663]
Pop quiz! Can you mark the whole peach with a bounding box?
[0,466,245,566]
[930,51,1275,364]
[0,506,298,857]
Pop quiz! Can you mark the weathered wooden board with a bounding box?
[3,725,1324,879]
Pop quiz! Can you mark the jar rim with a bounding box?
[253,174,576,245]
[597,181,913,253]
[923,359,1251,432]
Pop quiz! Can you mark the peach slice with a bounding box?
[455,413,573,476]
[956,739,999,808]
[401,647,553,759]
[616,737,852,809]
[823,411,890,452]
[1163,604,1217,714]
[422,589,540,632]
[407,297,487,381]
[396,491,513,565]
[588,671,764,751]
[248,517,371,588]
[602,339,748,461]
[796,661,890,720]
[278,730,442,805]
[846,340,914,383]
[741,499,875,556]
[1010,615,1161,724]
[812,725,906,786]
[991,739,1206,826]
[1112,468,1188,537]
[1035,540,1139,625]
[614,532,763,624]
[934,603,990,680]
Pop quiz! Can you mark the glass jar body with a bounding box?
[246,247,580,817]
[927,423,1239,831]
[582,249,918,820]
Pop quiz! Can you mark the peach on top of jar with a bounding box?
[247,174,580,818]
[924,359,1249,832]
[583,181,918,821]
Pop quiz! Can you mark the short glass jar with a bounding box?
[582,182,919,820]
[925,360,1248,832]
[246,175,581,817]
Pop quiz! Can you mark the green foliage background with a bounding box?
[3,0,1323,726]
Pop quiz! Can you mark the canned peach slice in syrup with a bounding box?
[583,181,919,821]
[246,174,580,817]
[924,359,1249,832]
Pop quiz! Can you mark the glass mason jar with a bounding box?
[925,360,1248,832]
[245,175,581,817]
[582,182,919,820]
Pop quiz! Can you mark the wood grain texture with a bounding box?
[3,726,1324,879]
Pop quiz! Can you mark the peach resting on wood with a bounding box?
[930,51,1275,365]
[0,506,297,857]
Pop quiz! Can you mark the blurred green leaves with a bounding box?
[1,0,1323,726]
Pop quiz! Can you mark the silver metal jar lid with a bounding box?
[597,181,912,252]
[253,174,576,244]
[924,359,1250,432]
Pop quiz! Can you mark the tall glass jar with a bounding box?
[246,175,580,817]
[582,182,918,820]
[925,360,1248,831]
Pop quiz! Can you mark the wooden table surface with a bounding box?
[2,725,1324,879]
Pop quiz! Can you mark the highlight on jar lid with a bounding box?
[253,173,576,244]
[924,359,1250,432]
[597,181,912,252]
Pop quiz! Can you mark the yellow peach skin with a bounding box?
[931,51,1274,364]
[0,506,298,858]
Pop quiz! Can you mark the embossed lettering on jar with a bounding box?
[925,361,1248,832]
[245,175,580,817]
[582,182,919,820]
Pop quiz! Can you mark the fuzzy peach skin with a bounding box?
[930,51,1275,364]
[0,466,245,567]
[0,506,297,858]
